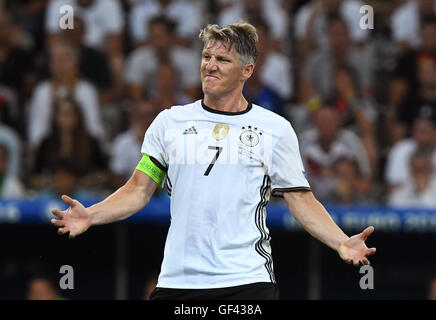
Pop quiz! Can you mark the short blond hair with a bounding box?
[199,22,258,66]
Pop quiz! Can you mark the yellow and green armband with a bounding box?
[136,154,166,185]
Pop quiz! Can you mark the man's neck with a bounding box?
[203,92,248,113]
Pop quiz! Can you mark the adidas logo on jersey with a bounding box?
[183,126,198,135]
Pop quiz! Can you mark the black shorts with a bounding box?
[149,282,279,300]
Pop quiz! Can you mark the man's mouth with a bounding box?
[205,74,219,79]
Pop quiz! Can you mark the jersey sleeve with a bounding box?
[269,123,311,197]
[140,109,168,170]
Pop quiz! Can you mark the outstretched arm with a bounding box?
[283,191,376,266]
[51,170,158,238]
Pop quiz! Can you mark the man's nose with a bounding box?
[205,58,218,71]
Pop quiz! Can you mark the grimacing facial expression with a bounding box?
[201,40,252,99]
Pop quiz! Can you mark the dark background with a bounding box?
[1,222,434,300]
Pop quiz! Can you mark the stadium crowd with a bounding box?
[1,0,436,208]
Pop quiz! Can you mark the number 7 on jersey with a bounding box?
[204,146,223,176]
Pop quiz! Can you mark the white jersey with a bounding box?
[141,99,310,289]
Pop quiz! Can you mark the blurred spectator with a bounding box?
[0,123,22,178]
[327,157,376,205]
[329,67,378,170]
[299,106,372,202]
[124,15,200,101]
[8,0,48,52]
[110,100,157,188]
[0,143,25,199]
[243,67,283,116]
[429,276,436,300]
[0,8,35,133]
[218,0,289,47]
[389,17,436,141]
[61,16,113,101]
[391,0,436,52]
[45,0,124,99]
[45,0,124,56]
[243,19,293,106]
[300,14,374,103]
[129,0,202,47]
[295,0,370,61]
[151,62,191,111]
[26,274,63,300]
[385,117,436,190]
[0,86,19,132]
[30,98,108,193]
[27,39,105,149]
[60,15,122,139]
[388,148,436,207]
[38,159,93,199]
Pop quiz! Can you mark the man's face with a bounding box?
[201,40,252,99]
[0,11,12,46]
[157,64,176,91]
[53,169,77,197]
[150,22,172,51]
[27,279,58,300]
[314,107,340,140]
[329,20,349,51]
[413,118,436,147]
[63,18,85,46]
[50,44,77,78]
[419,0,435,14]
[132,101,156,132]
[421,23,436,52]
[255,25,268,56]
[411,156,431,178]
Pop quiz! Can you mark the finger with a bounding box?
[61,194,75,207]
[58,227,69,235]
[51,208,65,218]
[69,232,75,239]
[360,226,375,241]
[361,258,370,265]
[51,219,65,227]
[366,247,377,256]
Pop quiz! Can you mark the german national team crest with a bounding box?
[239,125,262,147]
[213,124,230,141]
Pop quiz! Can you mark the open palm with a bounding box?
[338,226,377,266]
[51,195,91,239]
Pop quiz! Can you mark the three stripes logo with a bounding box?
[183,126,198,135]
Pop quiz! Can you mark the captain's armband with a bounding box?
[136,154,166,185]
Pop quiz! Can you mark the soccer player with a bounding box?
[51,22,376,300]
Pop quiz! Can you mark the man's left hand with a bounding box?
[338,226,377,267]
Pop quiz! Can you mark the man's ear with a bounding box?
[241,63,254,81]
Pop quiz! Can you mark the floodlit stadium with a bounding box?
[0,0,435,303]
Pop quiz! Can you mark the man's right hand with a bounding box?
[51,195,91,239]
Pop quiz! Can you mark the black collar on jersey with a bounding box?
[201,99,252,115]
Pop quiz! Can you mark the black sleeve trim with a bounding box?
[271,187,312,198]
[149,156,168,172]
